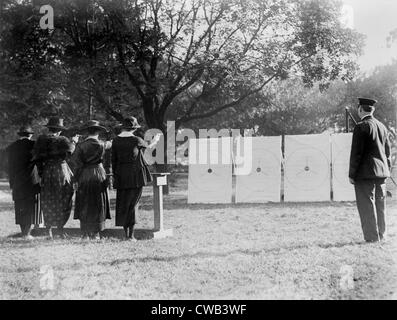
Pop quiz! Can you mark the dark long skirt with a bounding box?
[14,193,40,226]
[74,164,111,233]
[115,187,143,227]
[41,160,74,227]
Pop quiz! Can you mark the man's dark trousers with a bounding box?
[354,178,386,242]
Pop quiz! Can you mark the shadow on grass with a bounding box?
[1,227,365,256]
[136,194,356,211]
[0,237,367,273]
[101,240,366,266]
[1,227,159,246]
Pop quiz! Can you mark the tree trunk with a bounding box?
[156,123,170,195]
[88,90,93,120]
[142,98,171,194]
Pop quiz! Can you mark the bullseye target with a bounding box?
[331,133,355,201]
[188,138,233,203]
[235,136,282,203]
[284,134,331,202]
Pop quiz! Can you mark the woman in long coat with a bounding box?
[33,117,74,239]
[6,126,41,238]
[70,120,111,240]
[111,117,160,240]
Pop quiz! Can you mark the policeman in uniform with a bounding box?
[349,98,392,242]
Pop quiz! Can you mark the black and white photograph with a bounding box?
[0,0,396,304]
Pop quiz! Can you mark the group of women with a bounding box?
[6,116,160,240]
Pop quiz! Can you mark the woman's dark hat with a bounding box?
[80,120,108,132]
[17,125,34,135]
[64,126,81,137]
[45,117,67,130]
[358,98,377,106]
[121,116,141,130]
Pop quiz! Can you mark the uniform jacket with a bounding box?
[111,135,152,189]
[349,115,391,180]
[6,138,40,200]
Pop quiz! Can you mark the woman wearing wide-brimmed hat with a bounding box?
[33,117,74,239]
[111,116,161,240]
[70,120,111,240]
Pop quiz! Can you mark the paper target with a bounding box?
[284,134,331,202]
[235,136,281,203]
[188,138,233,203]
[331,133,355,201]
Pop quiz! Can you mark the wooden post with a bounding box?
[153,182,163,231]
[151,173,173,239]
[345,107,349,133]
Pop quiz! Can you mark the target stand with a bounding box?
[147,172,173,239]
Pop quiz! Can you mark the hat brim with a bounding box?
[17,130,34,135]
[121,124,141,130]
[46,125,67,130]
[80,125,108,132]
[358,98,377,106]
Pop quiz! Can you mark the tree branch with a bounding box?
[176,71,280,125]
[92,80,124,121]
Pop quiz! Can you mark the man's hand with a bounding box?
[349,178,355,185]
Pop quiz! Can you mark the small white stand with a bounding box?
[150,173,173,239]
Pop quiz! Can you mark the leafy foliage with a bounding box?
[0,0,364,135]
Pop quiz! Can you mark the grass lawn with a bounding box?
[0,173,396,300]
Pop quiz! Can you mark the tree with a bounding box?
[339,62,397,133]
[184,77,353,136]
[2,0,363,128]
[92,0,364,133]
[0,0,64,141]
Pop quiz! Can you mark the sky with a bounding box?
[341,0,397,72]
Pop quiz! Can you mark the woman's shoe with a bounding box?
[127,227,136,240]
[59,232,69,239]
[46,228,53,240]
[123,227,129,240]
[81,233,89,240]
[92,233,101,240]
[126,235,137,242]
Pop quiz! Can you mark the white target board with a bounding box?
[188,138,233,203]
[284,134,331,202]
[331,133,355,201]
[235,136,281,203]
